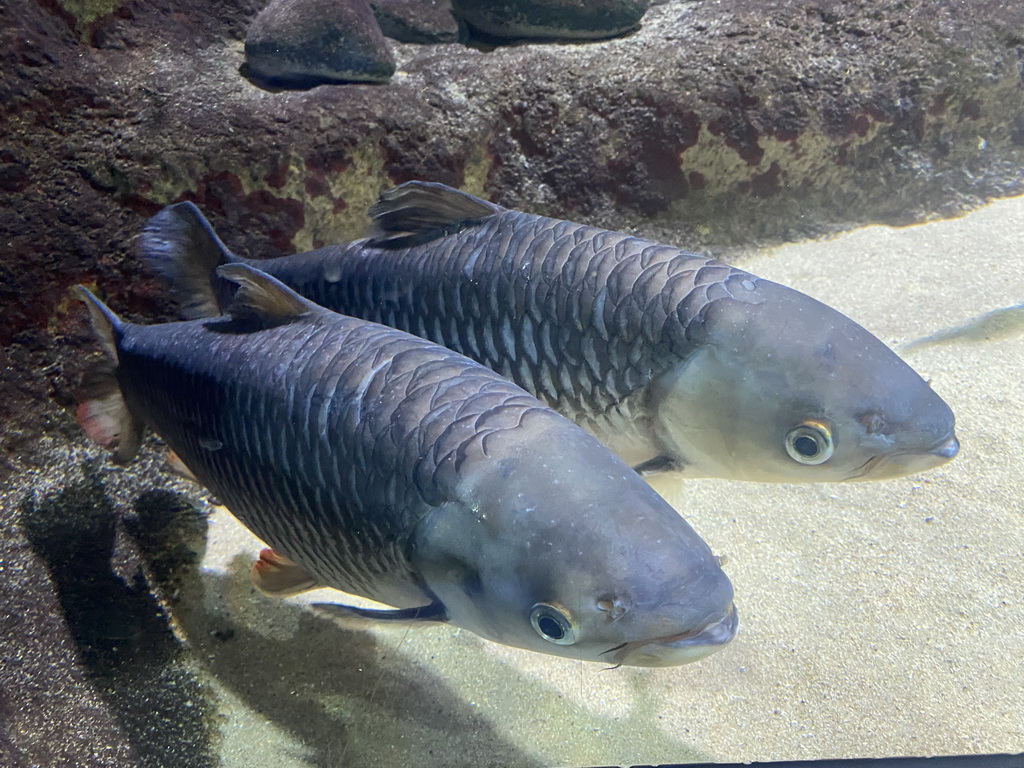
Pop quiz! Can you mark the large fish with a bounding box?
[139,183,959,483]
[74,264,736,666]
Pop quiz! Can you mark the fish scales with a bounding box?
[251,219,720,434]
[117,314,535,602]
[139,184,959,481]
[77,267,744,665]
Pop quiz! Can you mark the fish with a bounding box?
[74,263,737,667]
[138,182,959,483]
[902,303,1024,352]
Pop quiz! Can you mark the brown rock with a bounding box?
[371,0,462,43]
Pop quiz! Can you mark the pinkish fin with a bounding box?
[165,449,199,482]
[75,362,143,464]
[251,548,320,598]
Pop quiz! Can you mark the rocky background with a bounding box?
[2,0,1024,763]
[3,0,1024,466]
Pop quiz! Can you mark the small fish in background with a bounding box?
[139,183,958,483]
[902,304,1024,353]
[74,264,736,667]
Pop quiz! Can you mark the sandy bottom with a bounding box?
[147,198,1024,767]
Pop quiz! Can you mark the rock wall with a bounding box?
[2,0,1024,462]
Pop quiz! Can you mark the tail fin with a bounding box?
[367,181,503,248]
[137,202,238,319]
[73,286,143,462]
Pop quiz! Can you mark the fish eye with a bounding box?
[785,420,834,465]
[530,602,577,645]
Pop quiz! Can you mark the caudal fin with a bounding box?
[137,202,238,319]
[73,286,143,462]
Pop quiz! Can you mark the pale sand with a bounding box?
[188,197,1024,767]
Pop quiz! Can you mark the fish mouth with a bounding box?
[602,603,739,668]
[854,433,960,480]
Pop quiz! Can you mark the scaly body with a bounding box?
[141,182,959,482]
[76,265,736,666]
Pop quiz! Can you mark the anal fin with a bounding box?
[251,548,320,598]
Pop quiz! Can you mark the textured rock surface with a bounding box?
[371,0,461,43]
[245,0,396,86]
[2,0,1024,474]
[451,0,650,40]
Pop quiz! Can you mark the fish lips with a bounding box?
[606,603,739,668]
[857,433,960,480]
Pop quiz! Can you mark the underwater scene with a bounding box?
[1,0,1022,766]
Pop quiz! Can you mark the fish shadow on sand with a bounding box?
[178,563,546,768]
[21,472,539,767]
[130,488,546,768]
[19,468,216,768]
[22,467,708,767]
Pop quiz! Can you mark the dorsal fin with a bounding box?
[217,263,320,324]
[368,181,504,247]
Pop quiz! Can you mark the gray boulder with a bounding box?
[371,0,461,43]
[451,0,650,39]
[245,0,396,87]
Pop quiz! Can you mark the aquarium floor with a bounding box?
[10,197,1023,768]
[189,197,1023,768]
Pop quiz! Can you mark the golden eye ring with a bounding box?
[530,602,577,645]
[785,420,834,465]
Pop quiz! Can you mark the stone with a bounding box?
[451,0,650,39]
[245,0,396,87]
[370,0,461,44]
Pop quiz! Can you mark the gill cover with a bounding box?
[650,278,957,482]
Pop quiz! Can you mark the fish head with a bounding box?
[411,416,737,666]
[651,277,958,482]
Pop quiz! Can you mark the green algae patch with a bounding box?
[56,0,122,38]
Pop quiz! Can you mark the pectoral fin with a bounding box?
[251,548,320,597]
[312,600,447,627]
[632,455,681,476]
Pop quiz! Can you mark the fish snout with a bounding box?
[859,431,960,480]
[934,434,960,460]
[614,602,739,667]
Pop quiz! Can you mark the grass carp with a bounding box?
[139,183,958,483]
[74,264,736,666]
